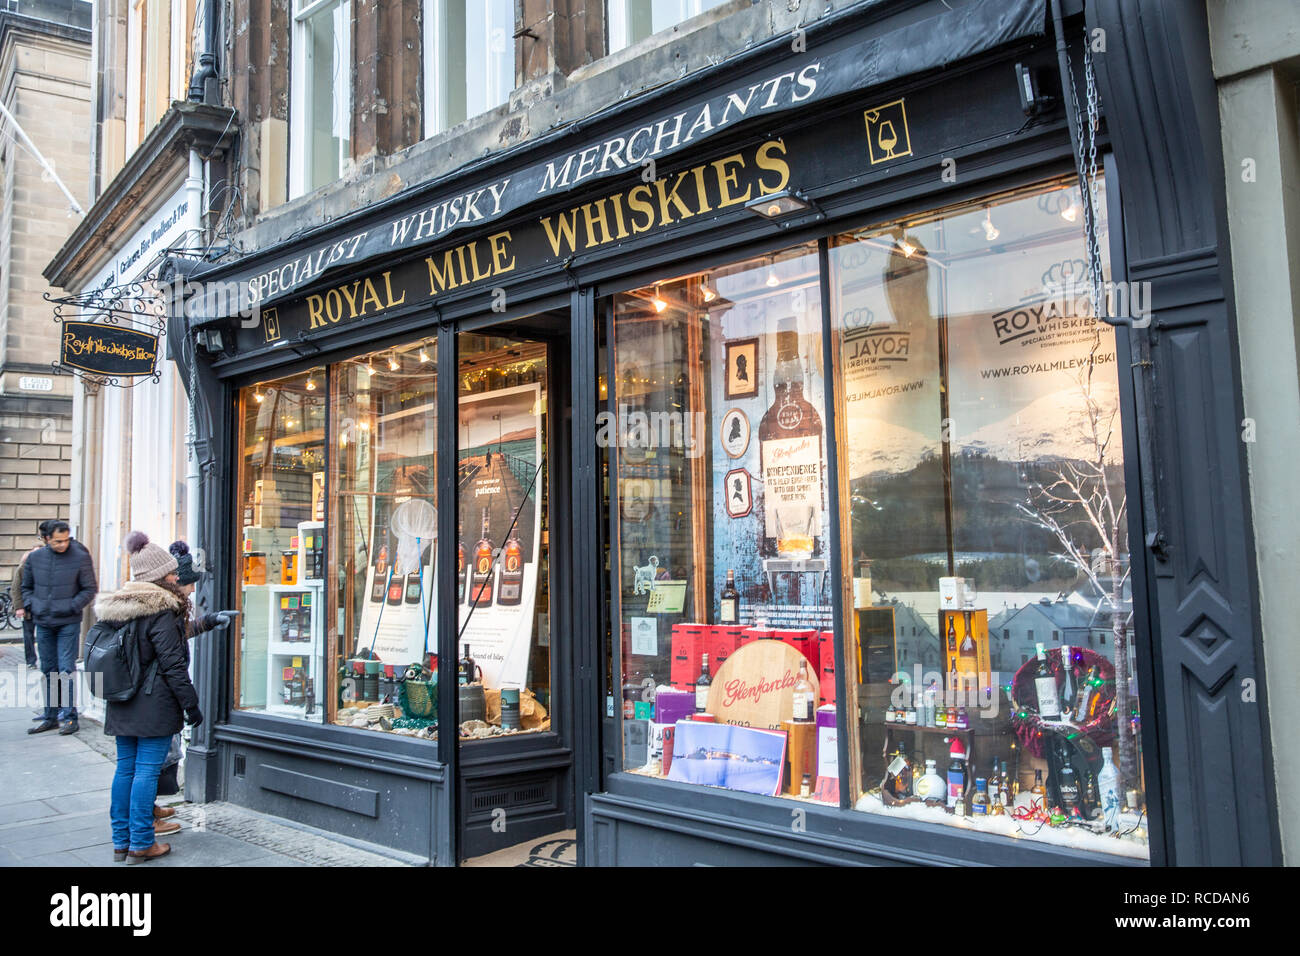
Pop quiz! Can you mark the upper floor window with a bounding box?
[126,0,196,154]
[290,0,352,199]
[606,0,730,55]
[423,0,514,138]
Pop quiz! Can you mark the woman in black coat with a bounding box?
[97,532,203,864]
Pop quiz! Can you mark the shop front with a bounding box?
[178,0,1278,866]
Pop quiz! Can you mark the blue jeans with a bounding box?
[36,621,79,722]
[111,735,172,851]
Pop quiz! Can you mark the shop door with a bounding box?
[453,313,577,864]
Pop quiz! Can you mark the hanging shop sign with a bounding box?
[200,0,1044,316]
[57,320,161,381]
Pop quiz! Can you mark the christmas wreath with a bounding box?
[1009,645,1117,757]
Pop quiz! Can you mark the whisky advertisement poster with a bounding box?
[456,383,543,689]
[943,248,1121,465]
[835,239,942,480]
[709,268,831,625]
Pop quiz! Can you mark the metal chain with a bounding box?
[1063,26,1108,323]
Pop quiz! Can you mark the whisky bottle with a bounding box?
[757,319,824,559]
[458,643,478,685]
[1056,738,1082,816]
[1059,644,1076,719]
[792,660,815,722]
[695,653,712,713]
[719,569,739,624]
[946,613,957,653]
[370,542,388,603]
[471,506,494,606]
[1033,642,1061,720]
[497,531,524,606]
[457,532,466,604]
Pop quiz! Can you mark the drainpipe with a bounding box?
[185,148,206,557]
[187,0,220,104]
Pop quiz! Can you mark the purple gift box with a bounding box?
[655,687,696,727]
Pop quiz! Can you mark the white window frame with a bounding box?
[290,0,352,199]
[606,0,726,56]
[422,0,514,140]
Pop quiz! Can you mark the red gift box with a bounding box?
[706,625,741,674]
[818,631,837,706]
[670,624,710,690]
[740,626,820,674]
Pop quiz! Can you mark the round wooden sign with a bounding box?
[706,639,810,731]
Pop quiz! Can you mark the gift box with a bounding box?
[814,705,839,803]
[706,625,742,673]
[818,631,837,706]
[670,623,710,690]
[654,687,696,727]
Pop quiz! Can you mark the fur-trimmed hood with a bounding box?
[94,580,185,623]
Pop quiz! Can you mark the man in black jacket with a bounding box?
[21,520,97,735]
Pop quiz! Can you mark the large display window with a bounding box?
[606,177,1150,857]
[455,333,553,741]
[608,244,835,804]
[235,370,328,722]
[832,179,1146,858]
[329,339,439,739]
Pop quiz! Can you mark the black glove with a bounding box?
[184,707,204,727]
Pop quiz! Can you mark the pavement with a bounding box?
[0,640,412,868]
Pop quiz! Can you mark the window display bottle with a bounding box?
[971,778,989,815]
[497,531,524,606]
[792,660,815,722]
[757,318,824,559]
[946,737,967,811]
[959,622,977,667]
[1059,644,1075,719]
[924,679,938,727]
[1098,746,1121,831]
[695,653,711,713]
[370,542,388,603]
[719,569,739,624]
[457,525,466,603]
[999,760,1012,808]
[1075,664,1102,720]
[471,506,494,605]
[1033,642,1061,720]
[884,742,912,800]
[946,614,957,653]
[1031,768,1046,797]
[1055,737,1082,817]
[458,644,477,685]
[914,759,945,802]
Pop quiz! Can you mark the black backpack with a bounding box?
[84,618,156,702]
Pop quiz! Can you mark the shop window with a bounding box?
[235,370,328,722]
[606,0,731,55]
[329,339,438,739]
[290,0,352,198]
[456,333,552,740]
[423,0,514,138]
[608,243,832,805]
[831,179,1147,857]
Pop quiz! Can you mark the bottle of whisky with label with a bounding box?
[470,506,494,606]
[757,318,824,559]
[498,531,524,605]
[719,569,739,623]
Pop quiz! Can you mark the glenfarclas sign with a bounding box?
[198,0,1043,320]
[60,322,160,378]
[707,640,810,731]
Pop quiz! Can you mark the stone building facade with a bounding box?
[0,0,89,587]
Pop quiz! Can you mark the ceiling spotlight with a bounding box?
[254,391,264,403]
[388,353,400,372]
[982,210,1000,241]
[701,280,717,303]
[745,189,812,220]
[305,370,318,391]
[1060,202,1079,222]
[651,286,667,312]
[899,238,917,258]
[362,360,374,376]
[765,261,781,288]
[419,345,431,363]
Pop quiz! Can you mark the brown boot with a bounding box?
[155,819,182,836]
[153,805,176,820]
[127,843,171,864]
